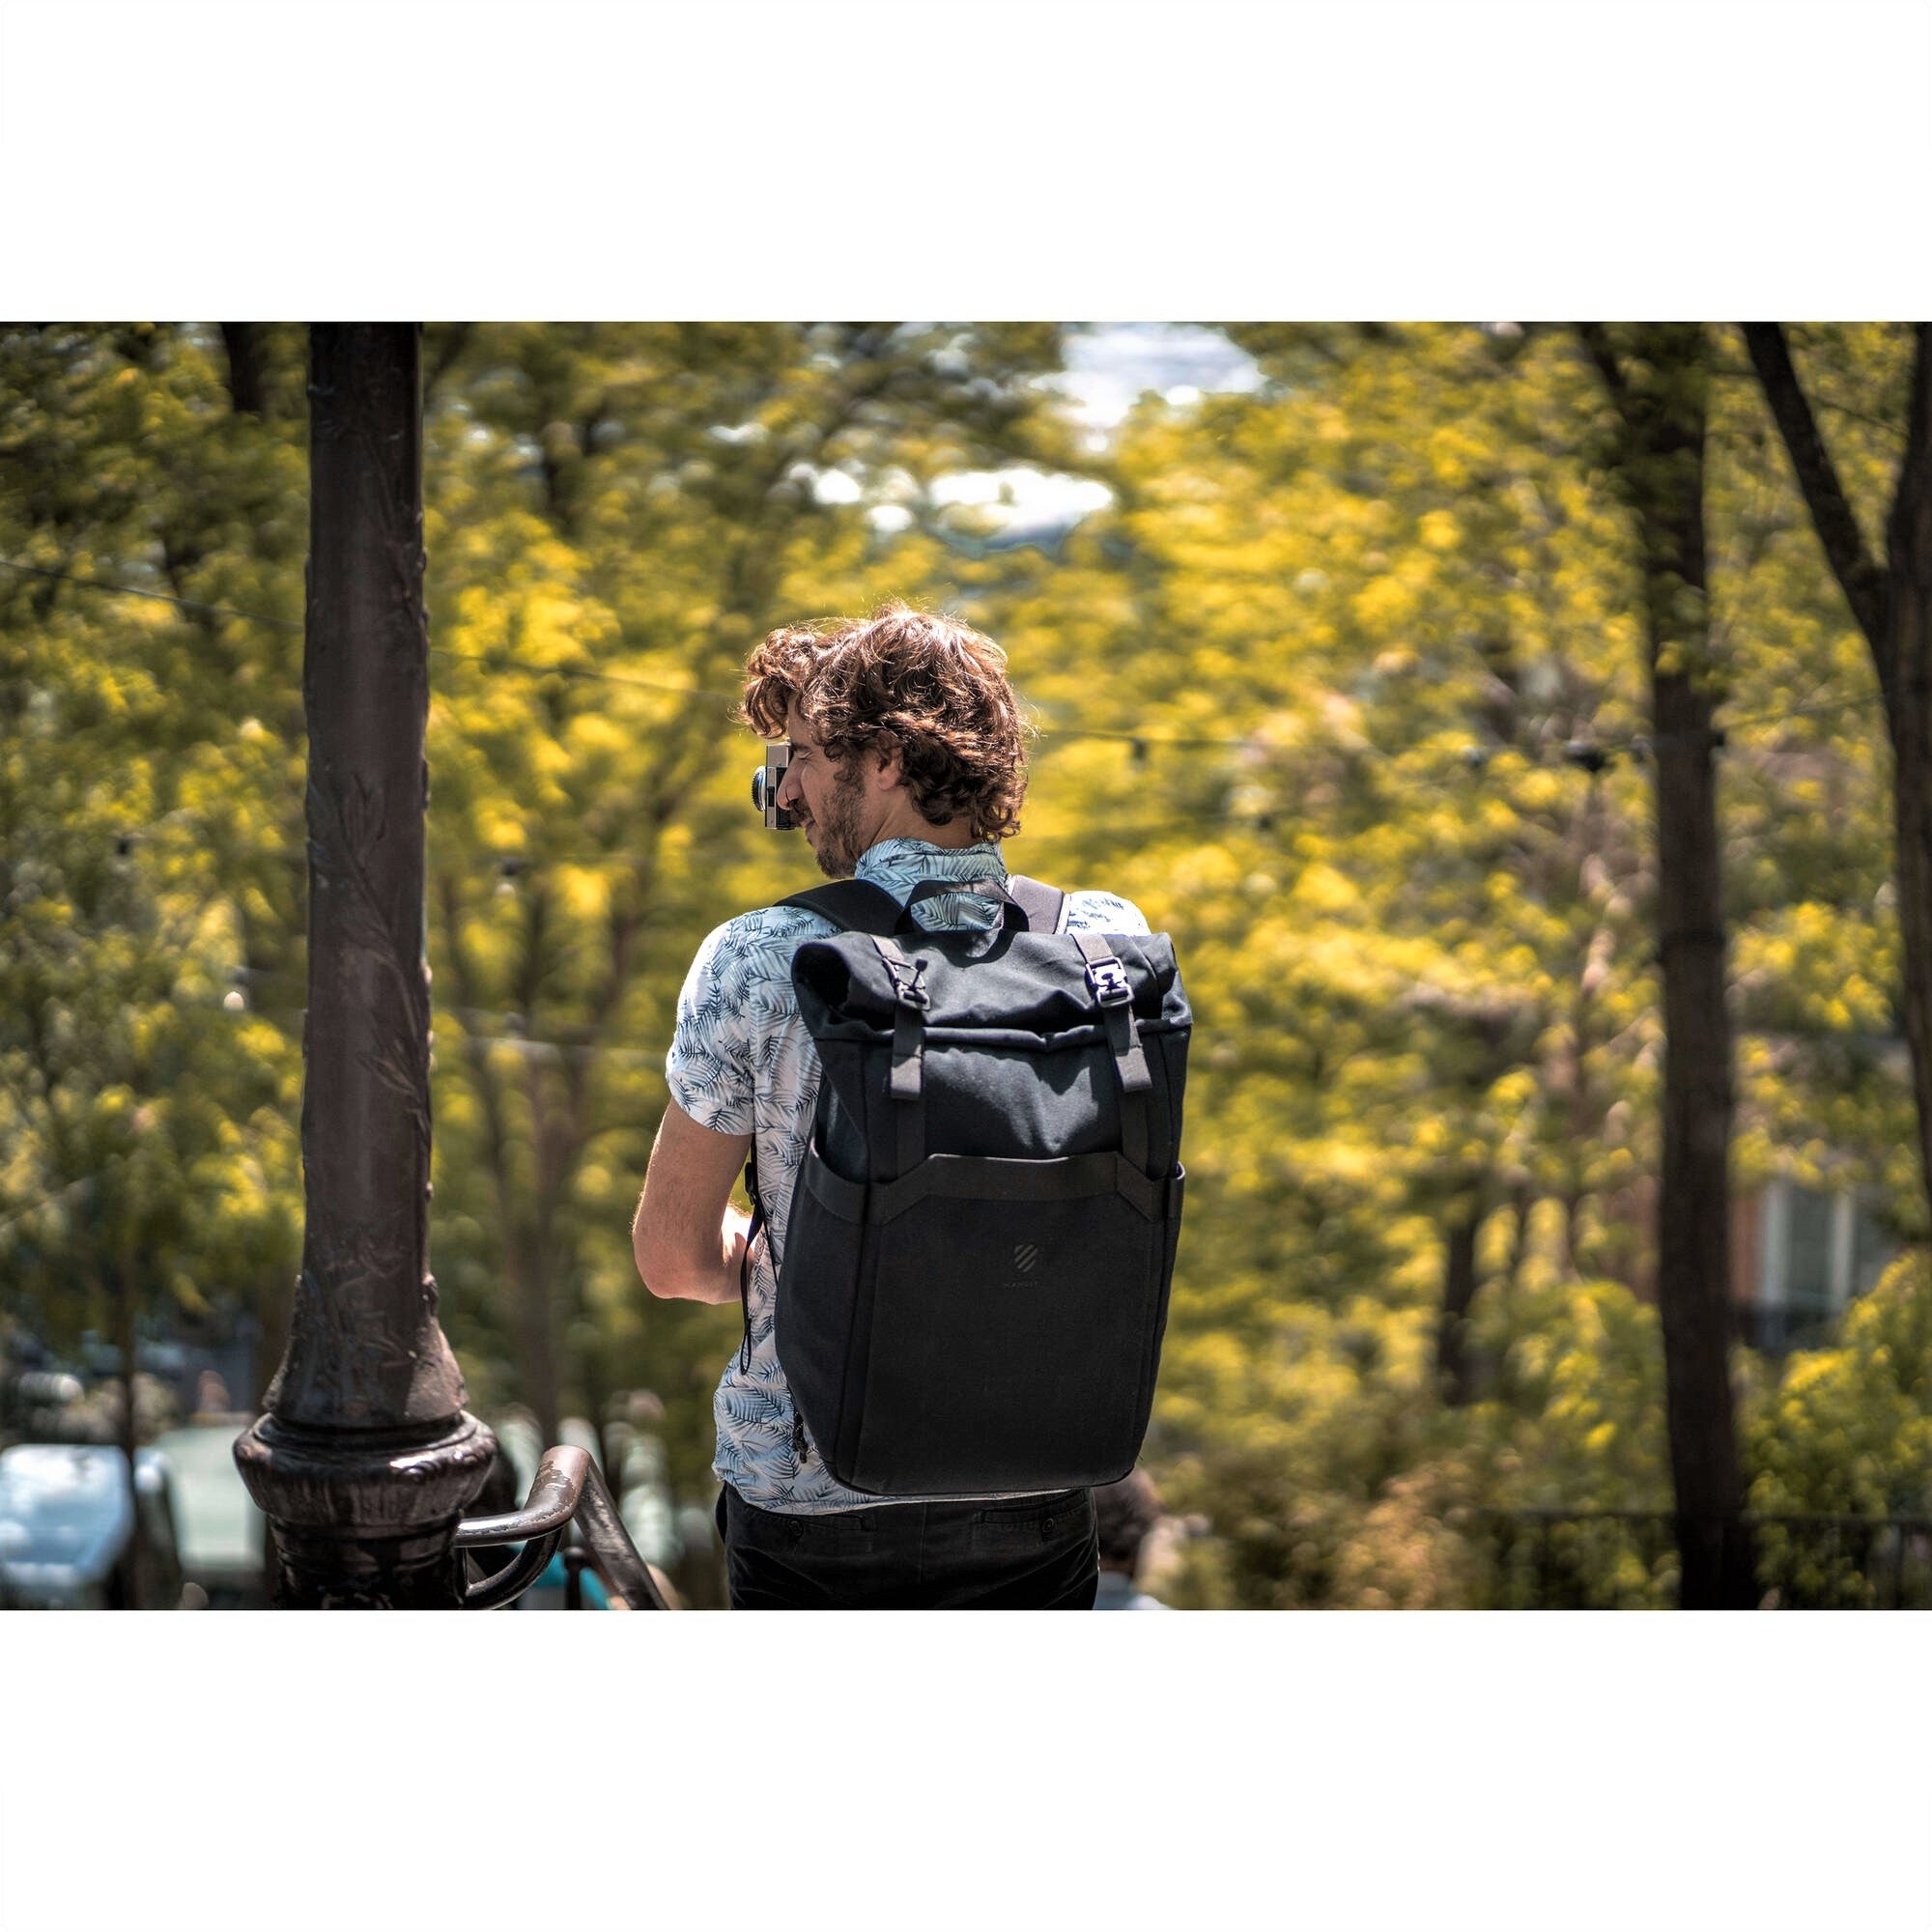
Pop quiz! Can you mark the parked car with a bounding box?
[0,1442,184,1609]
[149,1419,269,1607]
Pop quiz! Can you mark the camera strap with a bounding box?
[738,1141,765,1375]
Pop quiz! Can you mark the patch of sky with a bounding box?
[794,323,1265,552]
[967,324,1262,546]
[1051,322,1264,439]
[928,468,1114,545]
[811,469,864,506]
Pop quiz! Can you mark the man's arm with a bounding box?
[633,1101,754,1304]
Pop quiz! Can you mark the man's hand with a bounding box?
[634,1103,755,1304]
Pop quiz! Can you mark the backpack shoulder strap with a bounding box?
[1006,874,1067,936]
[775,879,907,935]
[739,878,901,1370]
[781,874,1066,936]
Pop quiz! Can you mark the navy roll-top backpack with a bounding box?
[749,874,1189,1497]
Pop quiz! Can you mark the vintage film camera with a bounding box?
[751,741,795,830]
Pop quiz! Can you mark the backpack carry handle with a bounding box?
[781,875,1065,938]
[897,876,1022,931]
[897,875,1064,935]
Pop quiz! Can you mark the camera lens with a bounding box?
[752,753,794,829]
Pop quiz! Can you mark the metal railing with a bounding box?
[454,1445,672,1610]
[1450,1508,1932,1609]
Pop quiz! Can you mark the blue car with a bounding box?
[0,1442,184,1610]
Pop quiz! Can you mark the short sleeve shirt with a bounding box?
[665,838,1151,1514]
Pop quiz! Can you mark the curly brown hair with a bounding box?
[740,601,1029,841]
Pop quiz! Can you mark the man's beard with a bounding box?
[811,763,869,878]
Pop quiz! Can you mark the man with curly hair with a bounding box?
[633,601,1151,1609]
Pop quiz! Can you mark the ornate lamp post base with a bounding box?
[238,1410,496,1609]
[232,324,491,1608]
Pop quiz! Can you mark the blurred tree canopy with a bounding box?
[1,325,308,1388]
[2,320,1925,1605]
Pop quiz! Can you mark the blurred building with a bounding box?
[1730,1179,1899,1353]
[1604,1174,1901,1354]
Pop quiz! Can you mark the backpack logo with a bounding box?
[1012,1242,1039,1274]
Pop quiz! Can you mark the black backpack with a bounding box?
[745,873,1189,1498]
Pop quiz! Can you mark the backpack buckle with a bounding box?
[1086,956,1131,1006]
[888,958,930,1010]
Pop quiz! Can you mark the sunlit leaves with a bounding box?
[4,320,1924,1604]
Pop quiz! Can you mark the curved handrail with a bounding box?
[455,1445,673,1610]
[465,1527,564,1611]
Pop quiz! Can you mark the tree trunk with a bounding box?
[1502,1179,1534,1296]
[251,1272,289,1414]
[1891,569,1932,1237]
[1578,323,1755,1608]
[110,1255,143,1610]
[1883,333,1932,1229]
[1557,1185,1584,1281]
[1744,325,1932,1232]
[437,872,564,1447]
[1436,1186,1487,1406]
[510,1228,562,1450]
[218,324,266,416]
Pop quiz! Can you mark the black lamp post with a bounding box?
[235,324,494,1606]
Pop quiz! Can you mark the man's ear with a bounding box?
[870,734,904,792]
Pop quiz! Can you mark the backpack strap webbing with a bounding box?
[1071,930,1153,1174]
[1006,875,1066,935]
[867,932,929,1176]
[776,879,907,935]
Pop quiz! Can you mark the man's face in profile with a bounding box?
[778,708,873,879]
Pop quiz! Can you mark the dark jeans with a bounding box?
[718,1484,1098,1609]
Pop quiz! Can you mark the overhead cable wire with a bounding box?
[432,647,738,703]
[4,552,1889,771]
[86,688,1890,868]
[0,556,304,633]
[2,554,1227,741]
[0,1158,129,1240]
[0,555,735,704]
[235,1004,668,1067]
[0,949,671,1067]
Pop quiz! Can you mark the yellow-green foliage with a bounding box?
[1747,1253,1932,1518]
[3,323,1924,1605]
[1740,1254,1932,1606]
